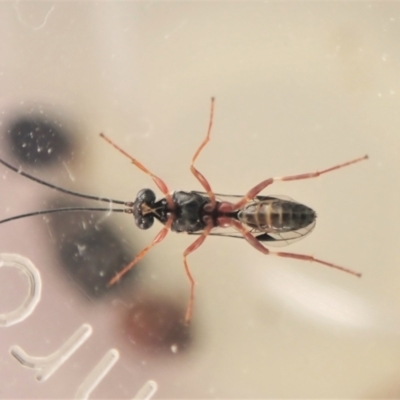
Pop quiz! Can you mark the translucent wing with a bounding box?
[189,191,316,247]
[188,219,316,247]
[192,191,295,203]
[252,219,316,247]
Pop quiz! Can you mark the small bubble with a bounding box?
[171,344,178,353]
[77,244,87,255]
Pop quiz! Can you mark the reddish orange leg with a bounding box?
[233,155,369,210]
[228,219,362,277]
[100,133,174,209]
[181,98,217,323]
[190,97,217,208]
[108,216,173,286]
[183,219,214,324]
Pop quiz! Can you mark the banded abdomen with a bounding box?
[237,197,316,233]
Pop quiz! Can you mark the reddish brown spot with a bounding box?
[217,201,235,213]
[123,295,192,354]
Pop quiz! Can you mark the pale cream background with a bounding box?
[0,2,399,398]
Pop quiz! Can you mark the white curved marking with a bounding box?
[0,253,41,327]
[13,3,55,31]
[10,324,93,381]
[133,380,158,400]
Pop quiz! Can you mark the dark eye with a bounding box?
[135,214,154,230]
[136,189,155,204]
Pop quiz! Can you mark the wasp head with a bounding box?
[133,188,156,229]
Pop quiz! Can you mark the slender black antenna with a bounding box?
[0,207,131,225]
[0,158,130,206]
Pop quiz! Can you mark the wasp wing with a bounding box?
[192,191,295,203]
[189,192,315,246]
[188,220,316,247]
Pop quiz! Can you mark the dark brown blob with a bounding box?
[6,115,72,166]
[47,199,138,299]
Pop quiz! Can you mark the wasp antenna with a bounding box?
[0,207,130,225]
[0,158,129,205]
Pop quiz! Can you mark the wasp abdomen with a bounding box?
[238,199,316,232]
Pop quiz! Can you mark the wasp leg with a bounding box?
[232,155,368,210]
[228,219,361,277]
[100,133,174,209]
[190,97,217,208]
[108,216,173,286]
[182,220,213,325]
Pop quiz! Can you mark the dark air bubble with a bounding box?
[6,115,72,166]
[47,198,139,299]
